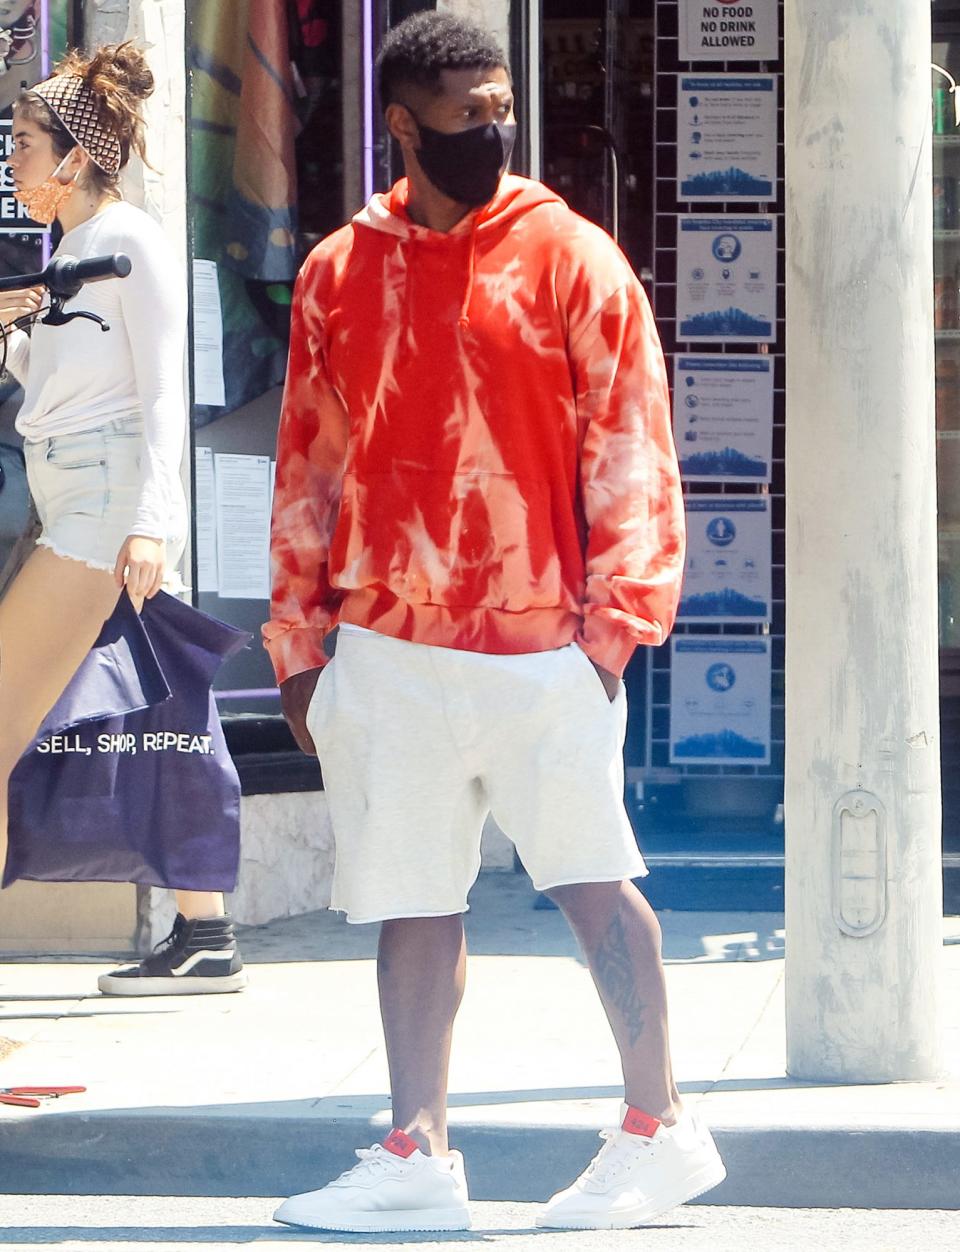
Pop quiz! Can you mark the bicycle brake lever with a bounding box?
[42,308,110,332]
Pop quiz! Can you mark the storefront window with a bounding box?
[542,0,655,278]
[934,13,960,649]
[187,1,348,702]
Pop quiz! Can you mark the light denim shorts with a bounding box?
[23,414,186,577]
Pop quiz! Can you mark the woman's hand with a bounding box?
[0,286,44,329]
[114,534,166,602]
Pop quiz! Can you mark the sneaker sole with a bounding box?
[273,1206,471,1233]
[97,971,248,996]
[536,1156,727,1230]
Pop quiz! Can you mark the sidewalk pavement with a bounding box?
[0,871,957,1210]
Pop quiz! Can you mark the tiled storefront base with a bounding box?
[138,791,337,949]
[0,881,138,955]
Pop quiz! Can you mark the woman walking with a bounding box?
[0,42,244,995]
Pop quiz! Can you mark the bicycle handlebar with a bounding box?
[0,252,132,298]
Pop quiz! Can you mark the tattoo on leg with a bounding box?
[594,909,646,1048]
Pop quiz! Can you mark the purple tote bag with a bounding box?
[4,591,249,892]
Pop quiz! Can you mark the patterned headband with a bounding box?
[28,74,123,176]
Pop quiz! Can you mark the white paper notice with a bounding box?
[674,354,774,482]
[677,75,778,201]
[676,216,777,343]
[678,0,780,63]
[195,446,218,593]
[192,259,226,407]
[215,453,271,600]
[679,495,771,623]
[670,636,771,766]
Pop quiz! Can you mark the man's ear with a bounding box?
[386,102,419,152]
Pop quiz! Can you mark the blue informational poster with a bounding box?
[670,636,771,765]
[673,354,774,481]
[676,216,777,342]
[677,75,778,201]
[679,496,771,622]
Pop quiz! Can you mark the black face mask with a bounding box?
[412,117,517,207]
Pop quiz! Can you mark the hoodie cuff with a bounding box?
[262,625,330,685]
[576,615,641,678]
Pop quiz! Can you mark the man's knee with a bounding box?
[548,879,663,951]
[546,879,627,924]
[379,913,466,948]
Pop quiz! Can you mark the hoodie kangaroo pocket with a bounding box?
[329,468,574,612]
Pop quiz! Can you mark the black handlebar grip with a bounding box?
[71,252,132,282]
[0,252,133,298]
[46,252,132,288]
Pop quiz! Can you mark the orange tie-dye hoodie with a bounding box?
[264,174,685,682]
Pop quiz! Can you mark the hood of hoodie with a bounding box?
[353,173,564,241]
[352,174,566,328]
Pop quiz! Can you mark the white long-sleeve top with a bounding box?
[8,200,187,541]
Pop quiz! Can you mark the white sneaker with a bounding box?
[273,1128,471,1233]
[537,1103,726,1230]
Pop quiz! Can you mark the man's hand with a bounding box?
[280,667,324,756]
[589,658,620,703]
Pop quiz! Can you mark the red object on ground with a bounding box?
[0,1085,86,1108]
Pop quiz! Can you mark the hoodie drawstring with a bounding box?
[458,213,482,332]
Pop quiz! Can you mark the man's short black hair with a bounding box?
[376,11,509,110]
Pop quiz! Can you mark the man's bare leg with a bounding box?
[548,879,682,1124]
[378,914,467,1156]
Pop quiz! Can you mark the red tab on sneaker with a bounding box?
[622,1107,662,1138]
[383,1129,419,1158]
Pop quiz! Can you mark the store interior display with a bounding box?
[933,47,960,647]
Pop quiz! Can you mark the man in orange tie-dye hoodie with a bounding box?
[267,12,724,1236]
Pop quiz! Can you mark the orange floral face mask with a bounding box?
[13,153,77,226]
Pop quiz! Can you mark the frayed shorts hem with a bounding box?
[332,865,649,924]
[35,534,115,573]
[335,902,471,926]
[533,865,650,894]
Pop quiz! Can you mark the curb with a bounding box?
[1,1111,957,1210]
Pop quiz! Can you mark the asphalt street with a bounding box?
[0,1198,957,1251]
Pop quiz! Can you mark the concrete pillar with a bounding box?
[784,2,944,1080]
[436,1,538,178]
[83,0,186,252]
[84,0,131,47]
[117,1,188,271]
[87,0,193,950]
[437,0,510,54]
[341,2,365,216]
